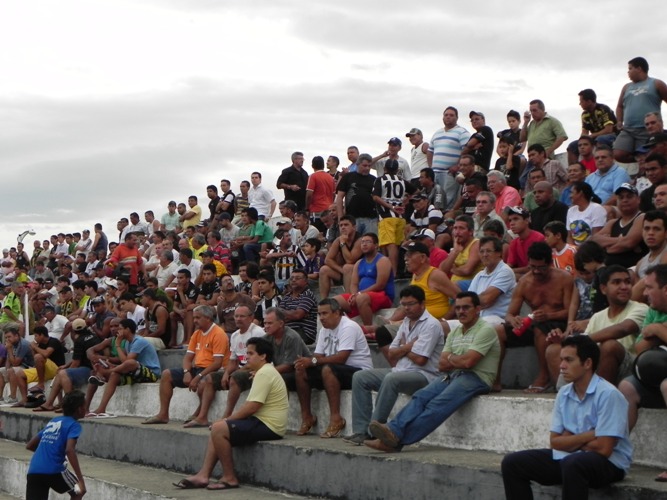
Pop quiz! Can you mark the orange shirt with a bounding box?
[306,170,335,213]
[552,244,577,276]
[188,324,230,368]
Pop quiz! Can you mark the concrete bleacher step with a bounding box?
[79,384,667,469]
[0,410,665,500]
[0,438,312,500]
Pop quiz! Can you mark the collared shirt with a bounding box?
[526,113,568,158]
[314,315,373,370]
[585,164,631,204]
[473,210,504,239]
[389,310,444,381]
[469,261,516,319]
[552,374,633,473]
[444,318,500,388]
[248,184,275,218]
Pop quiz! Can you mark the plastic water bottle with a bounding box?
[513,314,534,336]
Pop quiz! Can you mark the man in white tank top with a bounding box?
[406,128,429,185]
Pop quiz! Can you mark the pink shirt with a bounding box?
[495,186,522,215]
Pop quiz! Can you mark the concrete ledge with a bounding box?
[0,438,297,500]
[0,414,665,500]
[82,385,667,468]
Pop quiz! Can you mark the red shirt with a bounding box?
[429,247,448,268]
[580,156,596,174]
[507,230,545,268]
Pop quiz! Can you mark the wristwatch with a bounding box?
[183,369,189,374]
[311,357,318,366]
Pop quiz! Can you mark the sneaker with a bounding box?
[88,375,106,386]
[342,433,371,446]
[4,397,18,405]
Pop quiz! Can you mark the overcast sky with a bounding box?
[2,0,665,249]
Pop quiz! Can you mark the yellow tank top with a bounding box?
[411,266,450,319]
[452,238,484,282]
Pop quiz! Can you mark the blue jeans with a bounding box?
[355,217,378,236]
[433,170,459,210]
[351,368,429,434]
[387,371,490,446]
[241,243,261,263]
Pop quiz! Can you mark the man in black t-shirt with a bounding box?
[12,327,67,405]
[34,319,102,412]
[465,111,495,171]
[336,153,378,235]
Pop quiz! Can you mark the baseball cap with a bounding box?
[405,241,430,256]
[469,111,485,119]
[90,296,105,305]
[614,183,638,195]
[411,229,436,240]
[507,206,529,218]
[72,318,87,331]
[103,277,118,289]
[388,137,402,146]
[412,193,429,201]
[405,128,422,137]
[646,133,667,148]
[275,217,292,226]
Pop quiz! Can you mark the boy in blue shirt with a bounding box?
[26,390,87,499]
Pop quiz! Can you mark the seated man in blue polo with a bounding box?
[87,318,161,418]
[502,335,632,498]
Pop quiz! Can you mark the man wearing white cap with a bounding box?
[406,128,429,186]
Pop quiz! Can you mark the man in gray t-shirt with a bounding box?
[0,326,35,403]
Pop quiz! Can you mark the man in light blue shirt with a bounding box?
[502,335,632,499]
[585,144,631,204]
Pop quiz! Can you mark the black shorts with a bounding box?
[624,375,667,409]
[170,367,205,388]
[26,469,78,499]
[504,321,567,348]
[305,364,361,390]
[227,416,282,446]
[212,370,297,392]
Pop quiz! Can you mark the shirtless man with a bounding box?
[501,241,573,392]
[318,215,363,297]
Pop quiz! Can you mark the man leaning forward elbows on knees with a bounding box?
[344,285,444,445]
[294,298,373,438]
[143,305,229,425]
[174,337,288,491]
[502,335,632,499]
[364,291,500,452]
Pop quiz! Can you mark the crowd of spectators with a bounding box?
[3,56,667,495]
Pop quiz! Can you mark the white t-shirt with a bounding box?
[229,323,265,366]
[128,305,147,330]
[314,316,373,370]
[469,261,516,319]
[155,262,179,288]
[567,203,607,246]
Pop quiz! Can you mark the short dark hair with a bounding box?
[479,236,503,253]
[645,153,667,167]
[305,238,322,252]
[444,106,459,117]
[257,270,276,283]
[574,241,606,271]
[399,285,425,303]
[578,89,597,102]
[202,263,217,274]
[62,390,86,417]
[247,337,274,363]
[455,215,474,231]
[328,155,340,166]
[177,268,192,279]
[646,263,667,288]
[544,221,568,241]
[577,136,594,146]
[527,144,546,155]
[527,241,552,264]
[33,326,49,337]
[482,219,505,237]
[628,57,649,73]
[562,335,600,372]
[120,318,137,333]
[361,232,379,245]
[179,248,193,259]
[340,215,356,226]
[207,184,218,193]
[507,110,520,121]
[312,156,324,170]
[242,207,259,221]
[456,291,480,307]
[599,264,630,286]
[529,99,545,110]
[644,210,667,228]
[420,167,435,182]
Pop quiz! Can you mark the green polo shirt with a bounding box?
[444,318,500,388]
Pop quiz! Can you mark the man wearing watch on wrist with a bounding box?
[143,305,229,425]
[294,298,372,438]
